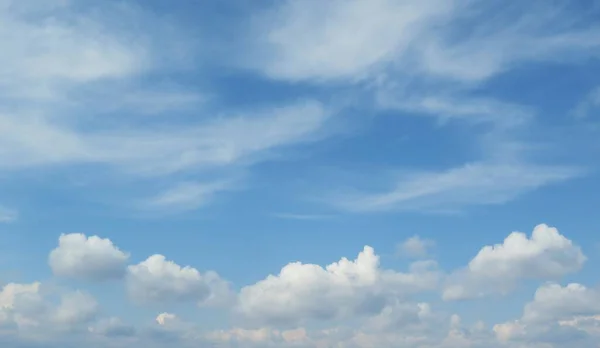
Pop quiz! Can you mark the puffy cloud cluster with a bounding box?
[236,246,440,326]
[494,283,600,345]
[88,317,136,338]
[48,233,232,307]
[0,223,597,348]
[49,233,129,281]
[127,255,232,305]
[468,224,585,278]
[52,291,99,327]
[443,224,586,300]
[522,283,600,324]
[0,282,99,333]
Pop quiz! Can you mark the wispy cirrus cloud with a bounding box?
[142,180,236,212]
[0,0,337,214]
[271,212,334,220]
[0,0,332,173]
[246,0,600,84]
[0,1,151,100]
[244,0,454,82]
[397,236,435,259]
[328,162,582,213]
[571,87,600,119]
[0,100,330,174]
[1,0,598,218]
[243,0,598,213]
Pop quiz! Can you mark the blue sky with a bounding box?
[1,0,600,347]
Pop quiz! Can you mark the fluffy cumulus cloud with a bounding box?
[49,233,129,281]
[1,223,600,347]
[397,235,435,258]
[236,246,440,326]
[202,309,498,348]
[127,254,232,305]
[494,283,600,345]
[52,291,99,327]
[0,282,99,334]
[443,224,586,300]
[88,317,136,338]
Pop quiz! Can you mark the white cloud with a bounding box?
[571,87,600,119]
[245,0,596,219]
[0,2,598,347]
[494,282,600,344]
[0,0,149,102]
[0,1,335,213]
[414,12,600,84]
[363,301,436,332]
[247,0,600,84]
[329,162,581,213]
[3,223,599,347]
[248,0,453,82]
[142,302,497,348]
[0,282,137,346]
[126,254,231,305]
[306,305,496,348]
[0,282,41,310]
[236,246,440,326]
[443,224,586,300]
[0,99,329,175]
[0,206,17,223]
[468,225,584,278]
[271,212,334,220]
[397,236,435,258]
[143,180,235,212]
[0,282,46,331]
[88,317,136,337]
[206,327,282,345]
[107,88,207,116]
[285,1,591,216]
[375,92,534,127]
[52,291,99,329]
[0,282,100,334]
[156,313,178,326]
[522,283,600,324]
[0,0,326,173]
[49,233,129,281]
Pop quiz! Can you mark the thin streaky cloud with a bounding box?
[271,212,335,220]
[571,87,600,119]
[142,180,237,212]
[328,162,583,213]
[246,0,600,84]
[0,100,330,175]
